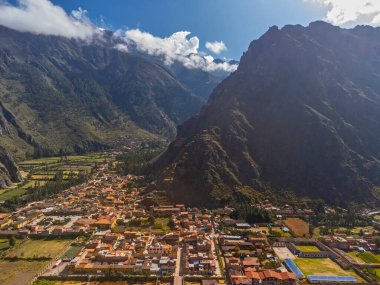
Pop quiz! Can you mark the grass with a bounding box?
[34,281,167,285]
[284,218,309,237]
[294,258,363,281]
[153,217,170,232]
[349,251,380,264]
[347,251,364,263]
[0,239,73,284]
[6,239,72,259]
[369,268,380,281]
[1,153,108,203]
[0,239,10,250]
[296,245,320,252]
[0,259,48,285]
[61,245,83,259]
[0,187,28,201]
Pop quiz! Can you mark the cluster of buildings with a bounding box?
[256,201,315,218]
[0,168,133,236]
[320,234,378,252]
[217,235,296,285]
[1,163,379,285]
[68,231,177,275]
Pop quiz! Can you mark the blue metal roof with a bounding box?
[283,258,305,279]
[307,275,357,282]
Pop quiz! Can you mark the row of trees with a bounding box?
[230,203,273,223]
[115,149,163,175]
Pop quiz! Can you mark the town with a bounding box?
[1,163,380,285]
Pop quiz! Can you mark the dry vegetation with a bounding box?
[284,218,309,237]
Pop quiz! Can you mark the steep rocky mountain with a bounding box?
[0,146,21,188]
[155,21,380,207]
[0,25,204,159]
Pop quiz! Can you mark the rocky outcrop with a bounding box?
[0,146,21,188]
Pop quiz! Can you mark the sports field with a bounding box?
[296,245,320,252]
[294,258,363,281]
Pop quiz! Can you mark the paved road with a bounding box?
[174,246,183,285]
[211,236,222,276]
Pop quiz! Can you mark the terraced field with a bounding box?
[0,153,112,203]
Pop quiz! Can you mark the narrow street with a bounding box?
[174,246,183,285]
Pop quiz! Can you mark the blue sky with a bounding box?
[1,0,379,69]
[50,0,327,59]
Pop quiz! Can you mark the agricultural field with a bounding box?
[296,245,320,252]
[294,258,364,281]
[333,226,375,236]
[369,268,380,281]
[284,218,309,237]
[0,153,112,202]
[0,259,48,285]
[348,251,380,264]
[0,238,73,285]
[34,281,171,285]
[5,239,72,259]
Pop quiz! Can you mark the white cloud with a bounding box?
[116,29,237,72]
[0,0,98,39]
[306,0,380,26]
[205,41,227,54]
[0,0,237,72]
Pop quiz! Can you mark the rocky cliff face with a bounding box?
[0,146,21,188]
[155,22,380,207]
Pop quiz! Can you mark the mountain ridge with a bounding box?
[0,25,215,160]
[154,21,380,207]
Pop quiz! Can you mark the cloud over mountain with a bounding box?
[307,0,380,26]
[0,0,237,72]
[0,0,98,39]
[205,41,227,54]
[115,29,237,72]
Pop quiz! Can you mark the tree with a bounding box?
[147,215,155,226]
[8,235,16,247]
[168,219,175,230]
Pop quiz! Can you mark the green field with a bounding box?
[6,239,72,259]
[0,239,10,251]
[296,245,320,252]
[34,281,167,285]
[0,153,111,203]
[0,239,73,284]
[294,258,363,281]
[349,251,380,264]
[153,217,170,232]
[0,186,28,201]
[61,245,83,259]
[369,268,380,281]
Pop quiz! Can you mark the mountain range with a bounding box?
[155,21,380,207]
[0,25,230,162]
